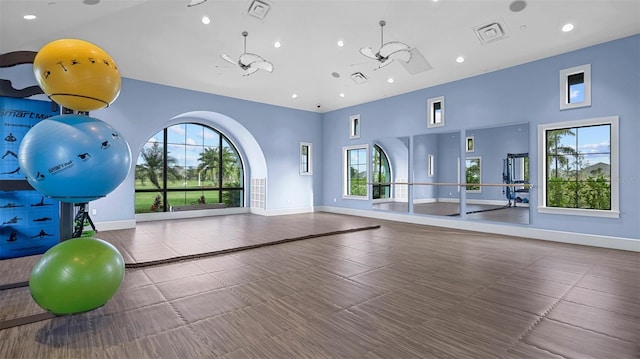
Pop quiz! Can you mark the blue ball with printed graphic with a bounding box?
[18,114,131,203]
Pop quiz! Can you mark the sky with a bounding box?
[557,123,611,167]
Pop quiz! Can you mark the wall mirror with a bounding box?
[412,131,461,217]
[464,123,530,224]
[371,136,409,213]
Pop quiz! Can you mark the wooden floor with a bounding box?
[0,212,638,358]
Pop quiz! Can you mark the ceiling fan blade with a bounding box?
[220,54,238,66]
[239,53,264,66]
[386,48,413,63]
[187,0,207,7]
[379,41,411,58]
[359,47,378,60]
[373,59,394,71]
[242,67,260,76]
[251,60,274,73]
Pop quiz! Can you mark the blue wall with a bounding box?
[0,64,324,222]
[2,34,638,245]
[322,35,639,241]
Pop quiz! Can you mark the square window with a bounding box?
[538,116,619,218]
[560,64,591,110]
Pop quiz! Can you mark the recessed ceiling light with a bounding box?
[23,14,37,20]
[562,23,574,32]
[201,16,210,24]
[291,93,298,99]
[387,77,394,83]
[274,41,281,48]
[456,56,465,63]
[82,0,100,4]
[339,93,345,98]
[337,40,344,47]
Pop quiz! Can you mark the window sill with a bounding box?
[538,206,620,219]
[342,195,369,201]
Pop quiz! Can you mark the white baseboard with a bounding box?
[413,198,438,204]
[316,206,639,252]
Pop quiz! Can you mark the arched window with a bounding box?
[372,144,391,199]
[135,123,244,213]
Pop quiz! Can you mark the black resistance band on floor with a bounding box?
[0,224,381,330]
[125,224,382,269]
[446,204,512,216]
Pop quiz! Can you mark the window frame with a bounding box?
[349,114,361,139]
[465,136,475,153]
[465,156,482,193]
[427,96,445,128]
[299,142,313,175]
[372,144,391,200]
[537,116,619,218]
[134,123,244,213]
[343,144,369,200]
[559,64,591,110]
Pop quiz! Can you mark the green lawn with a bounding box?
[134,180,228,213]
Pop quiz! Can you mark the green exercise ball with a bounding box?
[29,237,125,315]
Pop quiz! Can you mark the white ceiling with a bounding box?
[1,0,639,113]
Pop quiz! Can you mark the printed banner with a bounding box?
[0,97,60,259]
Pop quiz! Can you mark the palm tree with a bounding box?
[138,142,180,188]
[546,128,579,178]
[196,146,241,188]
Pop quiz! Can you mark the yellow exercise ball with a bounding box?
[33,39,121,112]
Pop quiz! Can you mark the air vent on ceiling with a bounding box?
[399,48,433,75]
[473,21,509,45]
[248,0,271,19]
[350,72,368,84]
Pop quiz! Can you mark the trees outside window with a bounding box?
[545,125,611,209]
[372,145,390,199]
[135,123,243,213]
[465,157,481,192]
[538,116,618,218]
[343,145,368,198]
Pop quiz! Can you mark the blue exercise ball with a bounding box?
[18,114,131,203]
[29,237,125,315]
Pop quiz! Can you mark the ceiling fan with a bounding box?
[187,0,207,7]
[220,31,274,76]
[360,20,412,69]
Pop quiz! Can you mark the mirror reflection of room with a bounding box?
[464,123,530,224]
[371,137,409,213]
[411,132,461,217]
